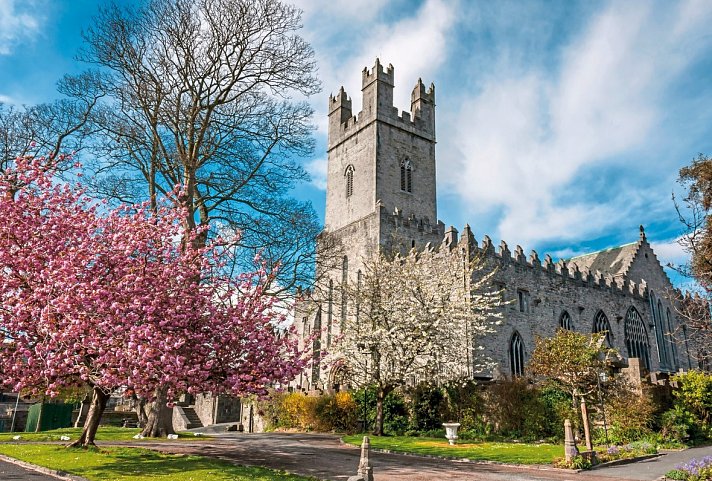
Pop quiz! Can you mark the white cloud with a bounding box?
[305,156,328,190]
[651,236,689,270]
[441,1,712,248]
[0,0,44,55]
[0,94,16,104]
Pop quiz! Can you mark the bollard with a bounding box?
[564,419,578,462]
[347,436,374,481]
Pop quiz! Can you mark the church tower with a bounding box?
[324,59,444,262]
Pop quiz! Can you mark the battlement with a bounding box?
[327,60,436,149]
[411,78,435,105]
[362,58,395,88]
[434,226,651,300]
[380,203,445,239]
[329,87,352,115]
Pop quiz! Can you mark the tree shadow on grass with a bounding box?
[66,447,315,481]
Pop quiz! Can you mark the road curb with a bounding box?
[339,438,581,473]
[0,453,91,481]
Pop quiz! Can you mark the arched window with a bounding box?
[593,310,612,346]
[559,310,573,330]
[345,165,354,198]
[400,158,412,193]
[666,308,677,369]
[510,331,525,377]
[657,299,670,367]
[327,280,333,348]
[340,256,348,330]
[649,291,668,367]
[625,307,651,371]
[356,270,362,329]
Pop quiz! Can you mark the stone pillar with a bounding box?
[348,436,374,481]
[564,419,578,462]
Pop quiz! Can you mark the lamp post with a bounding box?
[357,343,369,433]
[596,370,610,447]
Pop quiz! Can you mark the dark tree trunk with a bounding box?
[134,395,149,428]
[374,387,391,436]
[140,386,175,438]
[68,386,109,448]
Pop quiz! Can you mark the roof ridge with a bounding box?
[568,241,638,261]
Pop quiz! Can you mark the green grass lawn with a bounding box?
[0,444,316,481]
[0,426,200,442]
[343,434,562,465]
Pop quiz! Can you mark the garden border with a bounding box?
[0,453,91,481]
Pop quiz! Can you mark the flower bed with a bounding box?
[665,456,712,480]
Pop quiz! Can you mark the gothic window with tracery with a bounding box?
[593,310,612,346]
[345,165,354,197]
[625,306,651,371]
[400,158,412,193]
[510,331,525,377]
[559,310,573,330]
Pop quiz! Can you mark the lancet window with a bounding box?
[510,331,525,377]
[559,310,572,330]
[345,165,354,198]
[593,310,612,346]
[400,158,412,193]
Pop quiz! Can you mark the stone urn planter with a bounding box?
[442,422,461,446]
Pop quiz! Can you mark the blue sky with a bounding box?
[2,0,712,287]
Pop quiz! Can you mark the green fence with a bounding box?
[25,403,73,432]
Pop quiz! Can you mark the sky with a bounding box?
[1,0,711,287]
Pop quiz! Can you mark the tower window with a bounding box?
[345,165,354,198]
[400,158,412,193]
[517,289,530,313]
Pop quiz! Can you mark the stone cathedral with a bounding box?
[293,59,692,391]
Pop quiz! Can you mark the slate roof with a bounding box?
[569,241,640,278]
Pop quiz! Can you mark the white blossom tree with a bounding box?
[330,248,503,435]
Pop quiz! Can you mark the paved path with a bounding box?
[104,433,622,481]
[591,444,712,480]
[0,458,66,481]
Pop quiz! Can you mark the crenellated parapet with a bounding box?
[424,225,653,300]
[380,203,445,247]
[327,59,436,150]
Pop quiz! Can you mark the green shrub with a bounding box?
[408,383,445,431]
[354,387,409,435]
[661,406,698,444]
[664,469,688,480]
[671,370,712,440]
[603,387,656,443]
[383,390,410,435]
[570,454,592,470]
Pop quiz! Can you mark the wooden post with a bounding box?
[580,398,593,451]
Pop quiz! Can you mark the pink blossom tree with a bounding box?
[0,159,308,446]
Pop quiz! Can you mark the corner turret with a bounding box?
[328,87,352,143]
[361,58,395,120]
[411,78,435,134]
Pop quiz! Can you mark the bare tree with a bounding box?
[330,248,502,436]
[0,72,101,172]
[673,154,712,370]
[77,0,322,293]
